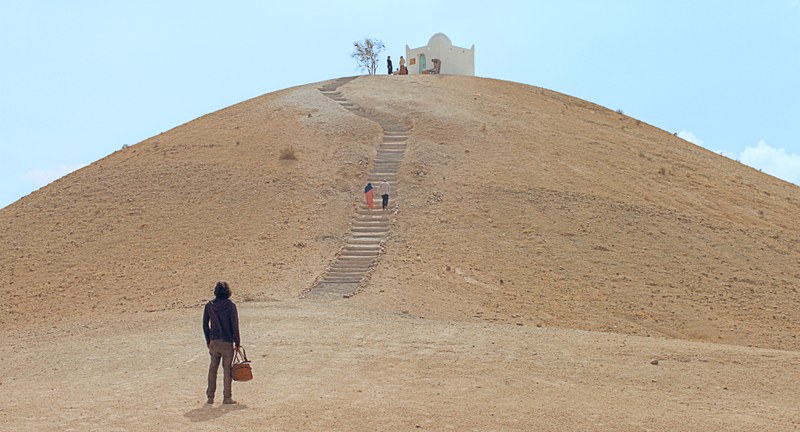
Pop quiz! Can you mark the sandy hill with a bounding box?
[3,75,798,349]
[1,75,799,430]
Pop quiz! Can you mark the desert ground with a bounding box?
[1,299,798,431]
[1,75,798,430]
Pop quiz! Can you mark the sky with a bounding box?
[1,1,799,208]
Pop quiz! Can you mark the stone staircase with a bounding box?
[304,77,411,300]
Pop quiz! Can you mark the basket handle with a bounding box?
[234,346,249,363]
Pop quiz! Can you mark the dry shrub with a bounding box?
[279,146,297,160]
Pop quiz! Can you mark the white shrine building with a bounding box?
[405,33,475,76]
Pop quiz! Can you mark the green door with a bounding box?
[419,54,426,73]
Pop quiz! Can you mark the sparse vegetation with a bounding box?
[616,108,624,115]
[279,146,297,160]
[351,37,385,75]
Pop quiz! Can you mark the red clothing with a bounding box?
[365,189,374,209]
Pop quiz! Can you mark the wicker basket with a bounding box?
[232,347,252,382]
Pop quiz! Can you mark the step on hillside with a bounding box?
[305,77,411,299]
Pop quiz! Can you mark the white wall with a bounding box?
[405,33,474,76]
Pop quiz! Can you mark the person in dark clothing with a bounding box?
[202,281,241,405]
[387,56,393,75]
[379,179,389,210]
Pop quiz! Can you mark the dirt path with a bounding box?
[1,299,798,431]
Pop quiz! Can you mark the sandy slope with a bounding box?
[1,75,799,429]
[1,300,798,431]
[344,76,800,351]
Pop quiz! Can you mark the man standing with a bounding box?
[379,179,390,210]
[387,56,393,75]
[203,281,241,405]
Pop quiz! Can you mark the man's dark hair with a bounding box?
[214,281,231,299]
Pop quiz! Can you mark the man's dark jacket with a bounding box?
[203,298,240,346]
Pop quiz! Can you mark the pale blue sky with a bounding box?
[1,1,799,208]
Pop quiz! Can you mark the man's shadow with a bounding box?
[184,403,247,422]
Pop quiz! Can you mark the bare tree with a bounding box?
[351,37,385,75]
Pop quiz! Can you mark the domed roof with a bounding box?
[428,33,453,47]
